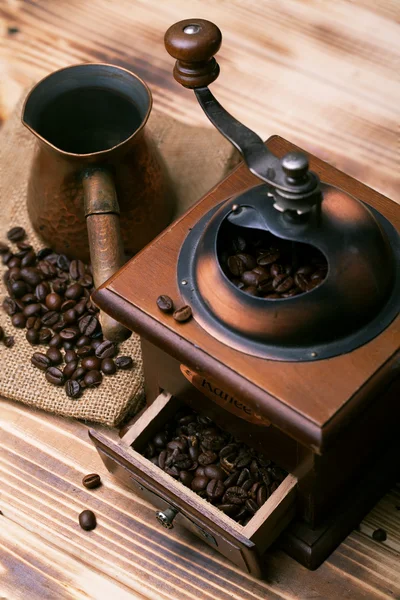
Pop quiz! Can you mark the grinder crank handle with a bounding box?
[164,20,322,214]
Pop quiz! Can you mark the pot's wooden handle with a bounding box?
[83,169,132,343]
[164,19,222,88]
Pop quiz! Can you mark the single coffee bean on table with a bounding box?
[140,407,287,524]
[65,379,82,398]
[78,509,97,531]
[82,473,102,490]
[7,226,26,242]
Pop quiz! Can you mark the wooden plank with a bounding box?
[0,398,399,599]
[0,0,399,200]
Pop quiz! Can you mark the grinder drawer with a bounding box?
[89,391,297,579]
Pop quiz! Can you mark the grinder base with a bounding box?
[279,434,400,569]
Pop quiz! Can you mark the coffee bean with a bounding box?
[57,254,70,271]
[36,247,52,260]
[294,272,310,292]
[156,295,174,313]
[227,255,246,276]
[372,528,387,542]
[63,360,79,379]
[69,259,86,280]
[37,260,57,279]
[2,297,18,315]
[224,471,241,488]
[241,271,261,287]
[49,334,62,348]
[78,509,96,531]
[21,293,36,304]
[10,280,29,298]
[90,338,102,350]
[8,256,21,269]
[81,356,101,371]
[245,498,259,514]
[234,453,252,469]
[0,242,9,254]
[79,274,93,288]
[198,451,218,465]
[26,329,39,344]
[61,299,76,312]
[77,345,94,358]
[11,312,26,328]
[173,305,192,323]
[7,226,26,242]
[20,267,42,286]
[52,280,66,295]
[31,352,51,371]
[237,468,251,486]
[23,303,42,318]
[173,454,192,470]
[45,366,65,386]
[63,309,77,324]
[257,485,268,507]
[191,476,209,492]
[45,293,63,311]
[207,478,225,500]
[59,327,79,341]
[84,370,102,388]
[257,249,280,266]
[272,274,294,293]
[0,326,4,342]
[65,379,82,399]
[65,283,83,300]
[75,335,91,348]
[79,315,98,336]
[2,252,13,265]
[71,367,86,382]
[82,473,102,489]
[3,335,15,348]
[65,350,78,363]
[41,311,60,327]
[46,347,63,365]
[95,340,115,359]
[35,282,50,302]
[218,504,240,517]
[101,358,116,375]
[223,486,248,505]
[20,250,36,267]
[179,471,194,487]
[115,356,133,370]
[74,300,87,316]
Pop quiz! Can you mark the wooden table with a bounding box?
[0,1,399,598]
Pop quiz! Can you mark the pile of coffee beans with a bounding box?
[221,230,327,299]
[141,407,287,525]
[1,227,133,398]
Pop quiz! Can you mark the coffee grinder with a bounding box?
[90,20,400,577]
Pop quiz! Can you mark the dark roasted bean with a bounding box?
[26,329,39,344]
[272,274,294,293]
[207,478,225,500]
[59,327,80,341]
[204,465,225,481]
[49,334,63,348]
[156,295,174,313]
[10,280,29,298]
[0,242,10,254]
[3,297,18,315]
[79,315,98,336]
[45,293,63,311]
[78,509,96,531]
[77,345,94,358]
[69,259,86,280]
[245,499,259,514]
[237,468,251,486]
[20,250,36,267]
[11,312,26,328]
[84,370,102,388]
[224,471,241,488]
[7,226,26,242]
[23,303,42,318]
[38,328,52,344]
[65,282,83,300]
[71,367,86,382]
[191,476,209,492]
[65,379,82,399]
[46,347,63,365]
[63,308,77,324]
[95,340,115,359]
[65,350,78,363]
[3,335,15,348]
[257,485,268,507]
[115,356,133,370]
[198,451,218,466]
[41,311,60,327]
[8,256,21,269]
[81,356,101,371]
[31,352,51,371]
[223,486,248,505]
[218,504,240,517]
[63,360,79,379]
[101,358,116,375]
[45,366,65,386]
[57,254,70,271]
[179,471,194,487]
[76,335,91,348]
[36,247,52,260]
[21,293,36,304]
[82,473,101,489]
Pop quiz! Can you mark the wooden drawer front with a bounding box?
[89,392,297,578]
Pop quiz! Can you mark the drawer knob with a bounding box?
[155,507,178,529]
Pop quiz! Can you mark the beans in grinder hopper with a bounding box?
[225,231,327,298]
[0,227,134,399]
[140,407,287,525]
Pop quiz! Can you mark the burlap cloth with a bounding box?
[0,95,237,426]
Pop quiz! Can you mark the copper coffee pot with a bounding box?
[22,63,173,342]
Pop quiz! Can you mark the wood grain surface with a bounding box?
[0,0,399,598]
[1,398,400,600]
[0,0,399,201]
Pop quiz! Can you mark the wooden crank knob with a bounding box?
[164,19,222,88]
